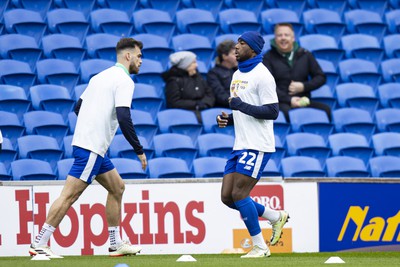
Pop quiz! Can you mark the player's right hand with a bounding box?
[217,111,229,128]
[137,153,147,170]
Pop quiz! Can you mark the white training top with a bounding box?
[72,65,134,157]
[0,129,3,144]
[230,62,278,152]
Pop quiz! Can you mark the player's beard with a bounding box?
[129,63,139,74]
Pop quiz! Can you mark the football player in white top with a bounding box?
[217,31,289,258]
[30,38,146,258]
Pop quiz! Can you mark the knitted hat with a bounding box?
[239,31,265,55]
[169,51,197,70]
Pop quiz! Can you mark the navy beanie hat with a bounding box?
[239,31,265,55]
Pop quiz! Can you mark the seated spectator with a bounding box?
[162,51,215,122]
[207,40,238,108]
[263,23,331,121]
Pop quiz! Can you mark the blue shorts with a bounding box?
[223,150,272,179]
[68,146,115,184]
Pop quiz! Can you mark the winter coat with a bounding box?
[207,64,236,108]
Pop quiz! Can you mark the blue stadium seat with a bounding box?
[281,156,326,177]
[148,157,194,178]
[62,135,73,158]
[67,112,77,134]
[261,9,303,37]
[11,159,57,180]
[109,134,154,160]
[289,108,334,141]
[111,158,148,179]
[299,34,344,67]
[338,59,382,90]
[214,34,240,48]
[4,9,47,44]
[332,107,376,141]
[114,110,158,145]
[97,0,139,15]
[176,8,219,42]
[0,59,36,93]
[303,8,345,43]
[375,108,400,133]
[268,0,307,18]
[0,137,18,172]
[335,83,379,116]
[54,0,96,18]
[18,0,53,19]
[225,0,265,17]
[385,9,400,34]
[274,111,291,143]
[140,0,181,18]
[85,33,120,61]
[383,34,400,59]
[329,132,374,165]
[325,156,370,177]
[79,59,114,84]
[272,135,286,168]
[341,34,384,66]
[46,9,90,43]
[17,135,63,171]
[348,0,388,18]
[131,83,164,118]
[0,34,42,71]
[132,33,173,70]
[344,9,387,42]
[197,133,235,159]
[90,8,133,37]
[286,132,331,167]
[372,132,400,157]
[380,59,400,83]
[0,162,12,181]
[30,84,75,122]
[74,84,87,100]
[310,85,337,110]
[262,159,282,177]
[218,8,261,34]
[189,0,223,19]
[157,109,203,144]
[23,110,69,145]
[316,58,340,91]
[172,33,215,68]
[369,156,400,178]
[132,9,176,42]
[57,158,74,180]
[42,34,86,70]
[0,0,9,19]
[0,111,25,148]
[193,157,226,178]
[134,58,165,97]
[262,34,275,55]
[153,133,198,169]
[36,59,80,95]
[0,85,31,122]
[307,0,348,16]
[377,83,400,108]
[200,108,235,136]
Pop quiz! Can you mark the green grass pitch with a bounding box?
[1,252,400,267]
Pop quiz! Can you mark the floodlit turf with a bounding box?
[1,252,400,267]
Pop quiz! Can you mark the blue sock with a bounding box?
[252,200,265,217]
[234,197,261,236]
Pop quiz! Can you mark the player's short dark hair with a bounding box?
[116,37,143,53]
[216,40,236,63]
[274,23,294,33]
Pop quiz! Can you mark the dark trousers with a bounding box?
[279,101,332,122]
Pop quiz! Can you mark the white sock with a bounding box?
[262,208,280,223]
[251,233,268,250]
[108,226,122,247]
[35,223,56,247]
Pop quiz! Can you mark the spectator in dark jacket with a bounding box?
[207,40,237,108]
[162,51,215,122]
[263,23,330,121]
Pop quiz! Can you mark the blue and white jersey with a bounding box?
[230,62,278,152]
[72,65,134,157]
